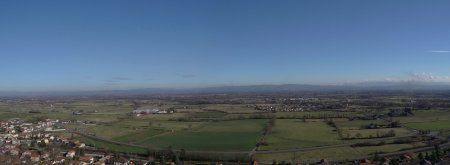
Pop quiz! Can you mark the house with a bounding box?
[78,143,85,148]
[66,150,76,158]
[79,155,94,164]
[319,159,329,165]
[41,151,50,160]
[52,156,65,164]
[21,150,32,159]
[131,107,174,116]
[9,149,19,156]
[359,159,375,165]
[30,152,40,162]
[95,160,106,165]
[132,108,160,116]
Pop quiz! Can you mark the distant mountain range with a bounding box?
[2,81,450,96]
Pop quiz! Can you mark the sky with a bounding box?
[1,0,450,91]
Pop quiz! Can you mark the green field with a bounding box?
[341,128,411,139]
[393,110,450,123]
[136,119,267,151]
[112,129,164,143]
[79,137,148,154]
[1,98,449,163]
[188,111,228,118]
[273,111,359,118]
[203,104,259,113]
[261,119,342,150]
[255,143,419,163]
[404,120,450,131]
[335,119,387,129]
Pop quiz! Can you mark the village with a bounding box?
[0,118,153,165]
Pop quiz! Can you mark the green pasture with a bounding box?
[341,128,411,139]
[203,104,259,113]
[136,119,267,151]
[255,143,417,163]
[79,137,147,154]
[261,119,342,150]
[404,120,450,131]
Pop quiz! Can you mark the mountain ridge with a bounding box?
[2,81,450,96]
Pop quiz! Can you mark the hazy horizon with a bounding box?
[2,0,450,91]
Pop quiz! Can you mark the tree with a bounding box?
[37,141,46,148]
[160,155,166,165]
[388,130,396,137]
[373,152,380,161]
[77,148,85,156]
[355,132,362,139]
[390,121,401,128]
[272,160,277,165]
[418,152,424,160]
[179,149,186,161]
[31,140,37,148]
[433,144,442,162]
[425,152,431,160]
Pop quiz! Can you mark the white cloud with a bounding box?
[408,72,450,82]
[375,72,450,83]
[429,50,450,53]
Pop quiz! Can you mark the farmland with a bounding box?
[260,119,342,150]
[1,91,450,164]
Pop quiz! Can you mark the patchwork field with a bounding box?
[1,97,449,163]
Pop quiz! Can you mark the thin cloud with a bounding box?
[408,72,450,82]
[380,72,450,83]
[102,77,132,86]
[177,73,196,78]
[103,82,118,86]
[429,50,450,53]
[111,77,131,81]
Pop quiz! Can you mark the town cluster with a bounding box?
[0,119,149,165]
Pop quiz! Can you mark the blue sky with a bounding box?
[1,0,450,91]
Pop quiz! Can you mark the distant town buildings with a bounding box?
[131,107,174,116]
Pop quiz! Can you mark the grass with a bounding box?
[78,137,148,154]
[273,111,359,118]
[404,120,450,131]
[203,104,259,113]
[1,100,447,160]
[261,119,342,150]
[341,128,411,139]
[112,129,164,143]
[255,144,417,163]
[255,147,360,163]
[137,119,268,151]
[335,119,388,130]
[188,111,228,118]
[65,124,142,139]
[393,110,450,123]
[352,143,417,154]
